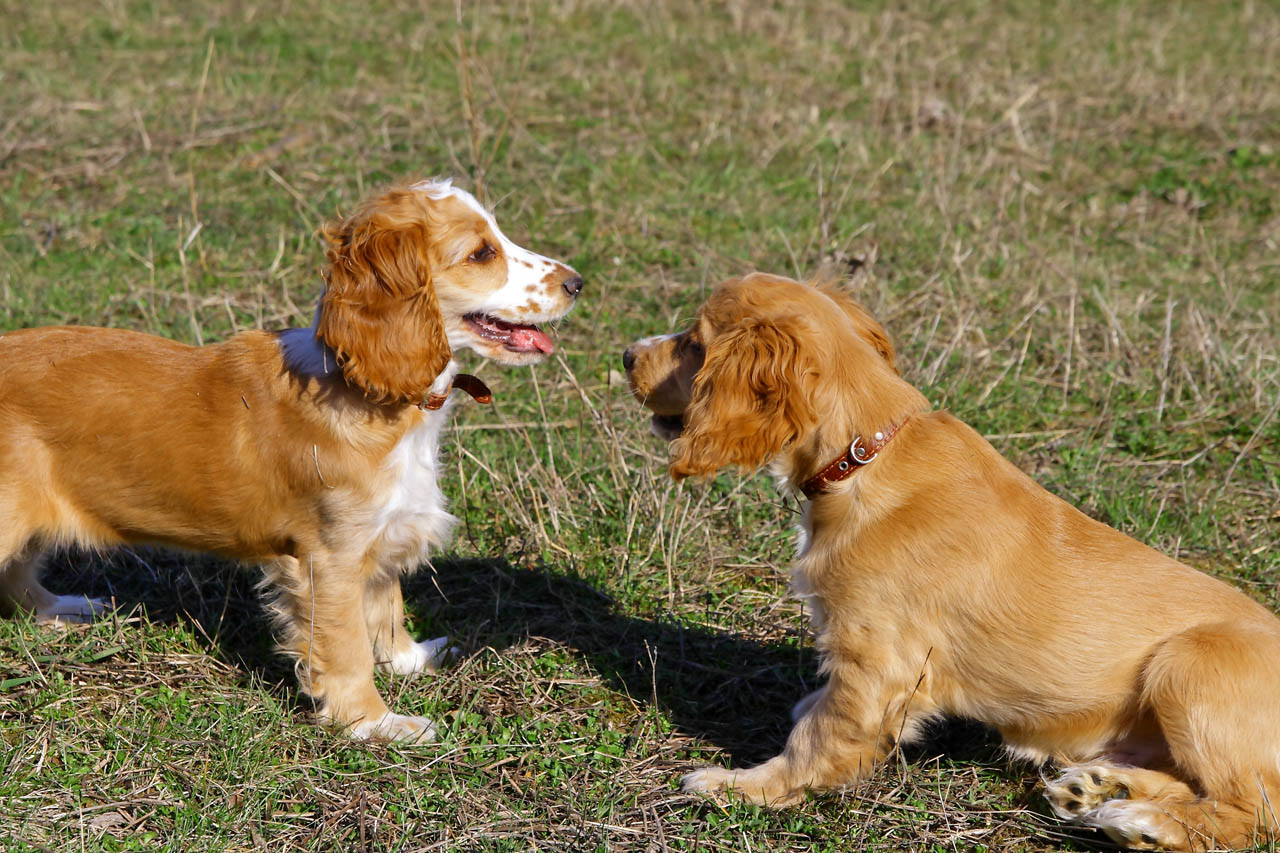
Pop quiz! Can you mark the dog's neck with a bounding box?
[279,323,341,381]
[797,420,907,498]
[278,307,461,409]
[779,364,930,495]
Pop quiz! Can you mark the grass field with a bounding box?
[2,0,1278,850]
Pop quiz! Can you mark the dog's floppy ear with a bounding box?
[813,279,897,372]
[669,317,817,480]
[316,193,451,406]
[843,300,896,371]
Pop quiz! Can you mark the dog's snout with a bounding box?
[622,346,636,371]
[562,275,584,298]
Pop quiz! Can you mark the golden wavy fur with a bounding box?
[315,188,454,406]
[0,179,582,742]
[624,272,1280,851]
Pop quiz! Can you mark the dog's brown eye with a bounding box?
[468,243,496,263]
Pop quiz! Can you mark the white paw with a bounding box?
[385,636,457,676]
[36,595,110,627]
[348,712,437,744]
[682,766,735,794]
[1085,800,1171,850]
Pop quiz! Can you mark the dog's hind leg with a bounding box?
[0,537,50,616]
[1050,763,1275,851]
[0,536,107,626]
[1046,763,1202,849]
[0,462,108,626]
[1047,623,1280,851]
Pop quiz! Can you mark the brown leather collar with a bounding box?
[421,373,493,410]
[798,421,903,499]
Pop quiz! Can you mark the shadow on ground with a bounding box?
[40,546,295,688]
[406,555,1015,771]
[39,547,1014,771]
[409,555,811,764]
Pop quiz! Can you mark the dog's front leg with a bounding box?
[267,552,436,743]
[683,665,929,806]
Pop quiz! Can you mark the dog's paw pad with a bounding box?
[349,713,437,744]
[1044,765,1129,819]
[36,595,110,627]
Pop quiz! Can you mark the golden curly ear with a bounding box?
[669,318,816,480]
[316,193,451,406]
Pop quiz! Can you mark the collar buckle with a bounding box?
[798,422,902,500]
[849,435,878,465]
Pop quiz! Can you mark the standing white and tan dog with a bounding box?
[624,272,1279,851]
[0,179,583,742]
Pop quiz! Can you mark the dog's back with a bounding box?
[0,326,374,558]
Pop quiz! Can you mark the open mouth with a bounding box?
[464,313,554,354]
[651,413,685,440]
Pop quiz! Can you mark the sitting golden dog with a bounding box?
[623,273,1280,851]
[0,179,582,742]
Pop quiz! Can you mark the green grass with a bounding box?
[2,0,1278,850]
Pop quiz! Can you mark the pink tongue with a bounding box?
[508,326,554,353]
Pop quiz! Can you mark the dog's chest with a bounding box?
[791,509,829,631]
[369,407,458,570]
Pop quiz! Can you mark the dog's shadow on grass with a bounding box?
[38,547,1102,848]
[43,546,812,761]
[409,556,1009,769]
[41,547,1007,770]
[408,555,811,763]
[40,546,297,689]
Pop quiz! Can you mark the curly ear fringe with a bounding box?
[316,190,452,406]
[669,319,816,480]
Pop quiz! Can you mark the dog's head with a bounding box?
[316,180,583,406]
[623,273,899,480]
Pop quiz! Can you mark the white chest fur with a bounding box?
[790,504,828,632]
[370,403,459,572]
[279,326,460,572]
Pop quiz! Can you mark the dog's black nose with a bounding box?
[562,275,584,297]
[622,347,636,371]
